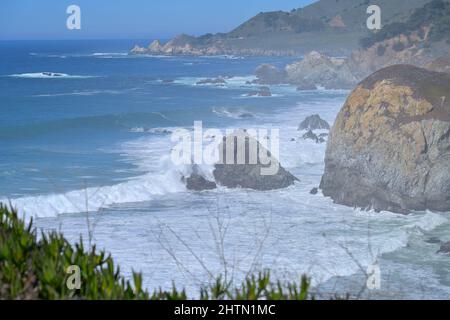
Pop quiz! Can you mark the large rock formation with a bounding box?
[285,51,359,89]
[213,130,298,190]
[320,65,450,213]
[252,51,360,89]
[254,64,286,84]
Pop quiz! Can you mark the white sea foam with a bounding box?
[33,90,122,97]
[8,88,449,296]
[212,107,256,119]
[9,72,96,79]
[5,158,186,219]
[174,75,256,88]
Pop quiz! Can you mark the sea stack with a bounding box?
[320,65,450,213]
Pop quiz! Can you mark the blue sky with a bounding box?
[0,0,316,40]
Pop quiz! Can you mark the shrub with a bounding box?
[392,42,406,52]
[359,0,450,48]
[376,44,386,56]
[0,204,311,300]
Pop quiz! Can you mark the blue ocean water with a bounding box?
[1,40,449,298]
[0,40,299,198]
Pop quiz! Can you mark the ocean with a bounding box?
[0,40,449,299]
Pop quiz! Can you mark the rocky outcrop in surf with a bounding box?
[252,51,359,89]
[246,86,272,97]
[437,241,450,255]
[254,64,286,85]
[213,130,298,190]
[196,77,227,85]
[298,115,330,131]
[285,51,359,89]
[183,131,297,191]
[320,65,450,213]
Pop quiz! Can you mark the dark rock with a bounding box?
[320,65,450,213]
[297,83,317,90]
[196,77,227,85]
[238,112,254,119]
[302,130,326,143]
[298,115,330,131]
[162,79,175,84]
[246,86,272,97]
[437,241,450,255]
[310,187,319,195]
[254,64,286,84]
[302,130,319,143]
[183,173,217,191]
[425,237,442,244]
[213,130,298,190]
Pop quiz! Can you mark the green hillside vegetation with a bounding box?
[0,204,311,300]
[228,0,431,37]
[360,0,450,48]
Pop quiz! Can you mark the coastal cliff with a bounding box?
[320,65,450,213]
[130,0,434,57]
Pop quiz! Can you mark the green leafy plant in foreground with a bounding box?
[0,204,310,300]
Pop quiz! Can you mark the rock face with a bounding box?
[213,130,298,190]
[298,114,330,131]
[184,173,217,191]
[320,65,450,213]
[254,64,286,84]
[285,51,359,89]
[302,130,327,144]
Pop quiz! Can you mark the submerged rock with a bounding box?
[246,86,272,97]
[196,77,227,85]
[425,237,442,244]
[320,65,450,213]
[213,130,298,190]
[310,188,319,195]
[437,242,450,255]
[298,114,330,131]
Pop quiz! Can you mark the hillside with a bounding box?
[131,0,434,56]
[350,0,450,77]
[245,0,450,90]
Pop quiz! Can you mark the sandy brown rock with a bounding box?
[320,65,450,213]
